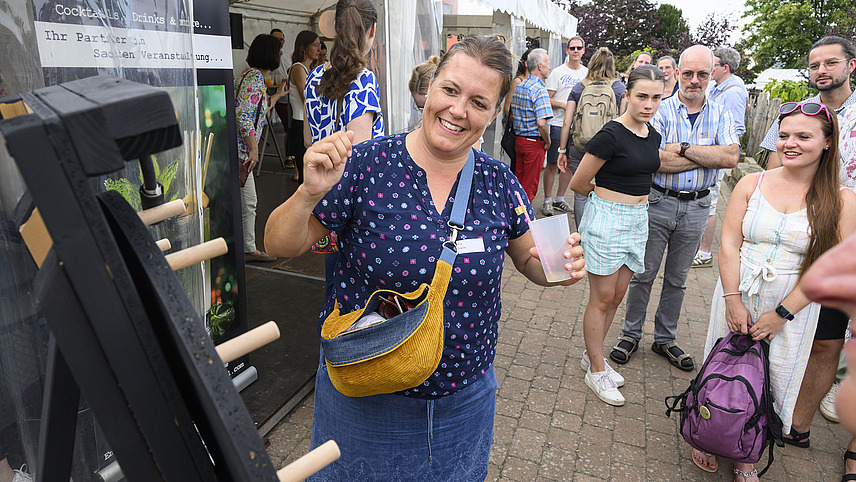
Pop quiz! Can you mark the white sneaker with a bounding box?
[581,351,625,387]
[11,465,33,482]
[585,369,625,406]
[541,200,554,217]
[820,382,839,423]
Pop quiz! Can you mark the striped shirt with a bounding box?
[760,88,856,152]
[652,94,739,192]
[510,75,552,137]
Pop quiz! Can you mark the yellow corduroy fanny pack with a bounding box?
[319,149,476,397]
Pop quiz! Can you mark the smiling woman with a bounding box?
[263,35,586,481]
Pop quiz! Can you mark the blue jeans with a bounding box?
[622,187,711,344]
[309,359,496,481]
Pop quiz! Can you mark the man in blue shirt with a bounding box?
[609,45,740,372]
[510,48,552,202]
[693,47,749,268]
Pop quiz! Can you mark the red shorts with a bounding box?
[514,136,546,202]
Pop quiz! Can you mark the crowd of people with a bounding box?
[233,4,856,478]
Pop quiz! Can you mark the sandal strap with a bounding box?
[733,467,758,478]
[659,341,692,361]
[789,427,810,442]
[845,450,856,461]
[613,336,638,355]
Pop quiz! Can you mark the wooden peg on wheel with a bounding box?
[164,238,227,271]
[155,238,171,252]
[276,440,341,482]
[138,199,186,226]
[214,321,280,364]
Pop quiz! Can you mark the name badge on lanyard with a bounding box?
[456,237,485,254]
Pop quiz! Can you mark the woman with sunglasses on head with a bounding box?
[692,101,856,481]
[567,65,664,406]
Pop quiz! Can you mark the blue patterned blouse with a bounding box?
[312,134,534,398]
[305,65,384,142]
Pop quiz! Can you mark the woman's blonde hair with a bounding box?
[408,56,441,96]
[585,47,618,82]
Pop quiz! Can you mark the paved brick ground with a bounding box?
[265,179,852,481]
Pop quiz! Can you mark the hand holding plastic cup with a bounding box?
[514,192,573,283]
[529,215,573,283]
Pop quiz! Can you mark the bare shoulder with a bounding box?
[732,171,761,198]
[839,186,856,207]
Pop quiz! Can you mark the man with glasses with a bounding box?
[609,45,739,373]
[692,47,749,269]
[759,36,856,476]
[542,37,588,217]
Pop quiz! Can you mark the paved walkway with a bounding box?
[264,178,852,481]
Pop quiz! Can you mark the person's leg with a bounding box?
[603,266,635,332]
[291,119,305,183]
[846,437,856,478]
[789,338,845,436]
[515,139,544,202]
[541,126,562,215]
[566,146,586,228]
[652,197,708,346]
[788,306,849,441]
[584,271,622,373]
[241,170,257,254]
[733,461,759,481]
[622,194,671,341]
[696,213,716,257]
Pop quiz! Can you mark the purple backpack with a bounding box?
[665,332,784,476]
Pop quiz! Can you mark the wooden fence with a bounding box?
[743,90,782,169]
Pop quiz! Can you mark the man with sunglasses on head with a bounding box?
[759,36,856,476]
[542,37,588,217]
[610,45,739,372]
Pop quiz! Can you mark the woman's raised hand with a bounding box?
[302,130,354,199]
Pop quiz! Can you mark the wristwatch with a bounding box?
[557,147,567,154]
[775,304,795,321]
[679,141,690,157]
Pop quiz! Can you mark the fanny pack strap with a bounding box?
[439,149,476,266]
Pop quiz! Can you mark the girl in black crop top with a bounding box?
[565,65,665,406]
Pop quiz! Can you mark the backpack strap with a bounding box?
[712,84,739,100]
[757,339,784,477]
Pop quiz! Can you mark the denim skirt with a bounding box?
[308,357,496,481]
[579,191,649,276]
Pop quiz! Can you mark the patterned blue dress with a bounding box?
[308,133,534,480]
[305,64,384,142]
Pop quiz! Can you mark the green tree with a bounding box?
[568,0,659,60]
[653,4,690,47]
[742,0,856,71]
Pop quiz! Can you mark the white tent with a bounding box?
[228,0,578,157]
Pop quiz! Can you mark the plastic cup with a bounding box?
[529,214,572,283]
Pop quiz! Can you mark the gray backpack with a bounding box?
[571,79,619,152]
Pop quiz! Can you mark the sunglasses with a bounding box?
[568,46,584,51]
[778,101,833,124]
